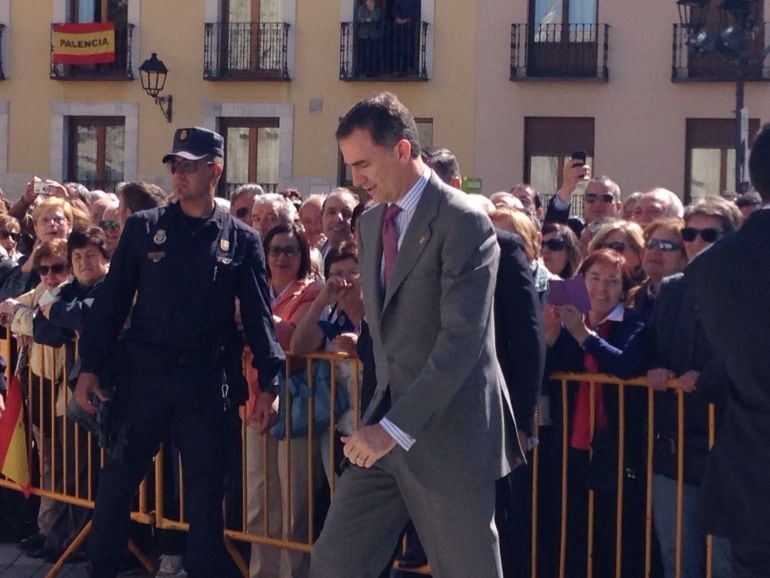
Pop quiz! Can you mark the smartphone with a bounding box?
[571,150,587,167]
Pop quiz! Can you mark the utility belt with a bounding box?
[126,333,248,406]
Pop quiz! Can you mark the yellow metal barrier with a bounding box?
[0,331,723,578]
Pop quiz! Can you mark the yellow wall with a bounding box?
[0,0,479,198]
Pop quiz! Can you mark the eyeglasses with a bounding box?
[166,159,215,175]
[681,227,723,243]
[541,238,566,251]
[597,241,628,253]
[645,238,682,252]
[328,269,360,281]
[0,231,19,241]
[98,220,120,231]
[585,193,615,204]
[36,263,68,276]
[235,207,250,219]
[267,245,300,258]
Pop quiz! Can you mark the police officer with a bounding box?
[75,127,285,577]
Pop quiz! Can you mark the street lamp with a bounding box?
[139,53,173,123]
[676,0,763,194]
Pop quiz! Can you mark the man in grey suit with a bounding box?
[686,124,770,578]
[309,92,519,578]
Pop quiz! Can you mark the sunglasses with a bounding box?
[681,227,723,243]
[0,230,19,241]
[541,238,566,251]
[36,263,68,276]
[585,193,615,204]
[267,245,300,258]
[98,220,120,231]
[235,207,250,219]
[166,159,215,175]
[597,241,628,253]
[645,238,682,252]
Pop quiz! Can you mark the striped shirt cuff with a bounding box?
[380,417,415,451]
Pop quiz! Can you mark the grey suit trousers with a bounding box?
[310,451,503,578]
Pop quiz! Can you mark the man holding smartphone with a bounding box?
[544,153,622,234]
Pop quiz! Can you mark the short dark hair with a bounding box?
[336,92,421,159]
[68,226,110,262]
[422,147,461,184]
[324,241,359,279]
[351,200,374,234]
[750,124,770,201]
[684,196,742,235]
[118,181,167,214]
[263,222,312,281]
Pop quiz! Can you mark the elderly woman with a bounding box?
[0,239,71,561]
[246,222,322,578]
[646,197,741,578]
[0,197,73,300]
[544,249,648,577]
[631,218,687,321]
[588,219,646,285]
[540,222,582,279]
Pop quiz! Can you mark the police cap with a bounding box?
[162,127,225,164]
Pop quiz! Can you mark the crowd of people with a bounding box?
[0,95,766,578]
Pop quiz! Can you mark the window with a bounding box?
[67,116,125,191]
[685,118,760,201]
[219,118,280,197]
[524,117,594,196]
[53,0,133,79]
[337,118,433,188]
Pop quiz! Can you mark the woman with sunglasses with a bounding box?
[0,239,71,561]
[541,222,582,279]
[630,218,688,322]
[245,222,323,578]
[646,197,741,578]
[588,220,646,286]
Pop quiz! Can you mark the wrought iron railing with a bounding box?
[510,23,609,81]
[339,21,429,81]
[204,22,290,80]
[672,23,770,82]
[0,24,5,80]
[50,23,134,80]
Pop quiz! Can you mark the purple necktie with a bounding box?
[382,204,402,288]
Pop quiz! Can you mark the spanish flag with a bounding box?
[0,375,31,496]
[52,22,116,65]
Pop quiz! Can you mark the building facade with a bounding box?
[0,0,768,202]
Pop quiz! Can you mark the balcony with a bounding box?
[50,23,134,80]
[510,23,609,81]
[339,21,429,81]
[0,24,5,79]
[672,23,770,82]
[204,22,290,81]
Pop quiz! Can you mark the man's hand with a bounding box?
[557,159,591,202]
[332,332,358,356]
[75,372,108,414]
[647,368,674,392]
[342,424,397,468]
[677,370,700,393]
[250,391,278,434]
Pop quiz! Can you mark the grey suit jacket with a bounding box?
[358,173,519,490]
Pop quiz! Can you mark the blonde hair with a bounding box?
[490,208,539,262]
[32,197,73,226]
[588,220,645,258]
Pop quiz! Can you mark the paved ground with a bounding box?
[0,543,155,578]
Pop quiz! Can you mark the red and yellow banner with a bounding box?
[52,22,116,65]
[0,376,30,496]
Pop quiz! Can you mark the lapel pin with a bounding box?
[153,229,167,245]
[220,238,230,252]
[419,234,429,245]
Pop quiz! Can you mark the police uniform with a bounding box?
[79,128,284,577]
